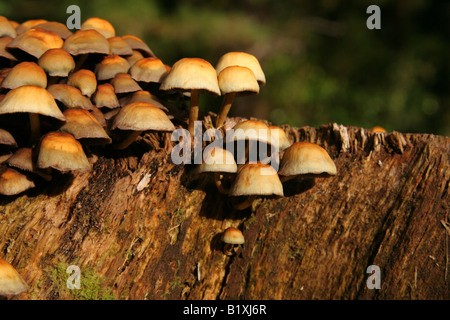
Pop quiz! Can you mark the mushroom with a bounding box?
[160,57,221,138]
[38,48,75,84]
[32,21,72,39]
[93,83,120,110]
[107,36,133,56]
[371,126,387,133]
[215,65,260,129]
[67,69,97,98]
[59,109,112,145]
[0,37,17,63]
[119,90,169,112]
[0,61,47,89]
[15,19,47,34]
[196,146,237,194]
[278,142,337,183]
[228,162,283,210]
[268,126,292,151]
[110,101,175,150]
[5,147,52,181]
[129,57,168,89]
[221,227,245,256]
[215,51,266,86]
[94,54,130,81]
[121,35,156,58]
[0,166,35,195]
[0,258,29,297]
[80,17,116,39]
[126,50,145,67]
[110,73,142,95]
[0,85,66,144]
[0,16,17,38]
[47,84,94,111]
[0,128,17,149]
[36,131,92,173]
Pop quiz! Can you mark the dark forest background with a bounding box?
[1,0,449,136]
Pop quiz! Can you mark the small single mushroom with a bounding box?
[47,84,94,111]
[32,21,72,39]
[196,146,238,194]
[110,73,142,95]
[107,36,133,56]
[111,101,175,150]
[215,65,259,129]
[371,126,387,133]
[121,35,156,58]
[215,51,266,86]
[5,147,52,181]
[36,131,92,173]
[160,57,221,138]
[228,162,283,210]
[126,50,145,67]
[268,126,292,151]
[38,48,75,84]
[15,19,48,34]
[221,227,245,256]
[129,57,168,88]
[0,166,35,196]
[0,128,17,148]
[278,142,337,183]
[93,83,120,110]
[94,54,130,81]
[67,69,97,98]
[0,16,17,38]
[80,17,116,39]
[0,61,48,89]
[0,85,66,144]
[59,109,112,145]
[0,37,17,63]
[0,258,29,297]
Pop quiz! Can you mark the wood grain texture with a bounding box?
[0,121,448,300]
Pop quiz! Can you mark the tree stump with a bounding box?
[0,120,448,300]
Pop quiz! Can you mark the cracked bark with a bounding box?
[0,120,449,300]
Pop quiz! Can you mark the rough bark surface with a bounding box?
[0,119,449,300]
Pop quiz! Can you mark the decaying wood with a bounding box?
[0,120,448,300]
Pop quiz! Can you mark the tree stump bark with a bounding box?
[0,120,448,300]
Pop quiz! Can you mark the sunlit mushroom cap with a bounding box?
[67,69,97,98]
[229,162,283,197]
[59,109,111,144]
[126,50,144,67]
[33,21,72,39]
[108,36,133,56]
[37,131,91,173]
[278,142,337,177]
[0,85,66,121]
[63,29,110,56]
[129,57,168,83]
[15,19,47,34]
[93,83,120,109]
[110,73,142,94]
[7,27,63,59]
[94,54,130,81]
[222,227,245,245]
[81,17,115,39]
[120,90,168,112]
[230,120,274,146]
[268,126,292,151]
[47,84,94,110]
[216,52,266,85]
[38,48,75,77]
[0,16,17,38]
[0,167,35,196]
[197,147,237,174]
[0,258,29,295]
[1,61,47,89]
[111,102,175,132]
[160,57,221,96]
[122,35,155,57]
[218,65,259,96]
[371,126,387,133]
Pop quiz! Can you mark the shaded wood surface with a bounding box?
[0,120,449,300]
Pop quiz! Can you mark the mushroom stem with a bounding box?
[187,89,200,138]
[214,172,229,194]
[215,92,236,129]
[113,130,143,150]
[232,195,256,211]
[74,53,88,72]
[29,113,41,145]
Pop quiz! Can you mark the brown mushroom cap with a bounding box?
[160,57,220,96]
[67,69,97,98]
[7,27,63,59]
[38,48,75,77]
[36,131,91,173]
[230,120,274,146]
[1,61,47,89]
[81,17,115,39]
[107,36,133,56]
[0,37,17,61]
[93,83,120,109]
[95,54,130,81]
[59,109,111,144]
[63,29,110,56]
[229,162,283,197]
[268,126,292,151]
[33,21,72,39]
[15,19,47,34]
[0,85,66,121]
[218,65,260,96]
[278,142,337,177]
[197,146,237,174]
[0,128,17,148]
[47,84,94,110]
[110,73,142,94]
[216,52,266,86]
[0,16,17,38]
[129,57,168,83]
[222,227,245,245]
[0,258,30,295]
[119,90,168,112]
[126,50,144,67]
[111,101,175,132]
[0,166,35,196]
[122,35,155,57]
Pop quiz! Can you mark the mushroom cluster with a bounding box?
[0,16,179,195]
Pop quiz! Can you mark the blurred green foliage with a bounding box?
[2,0,449,135]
